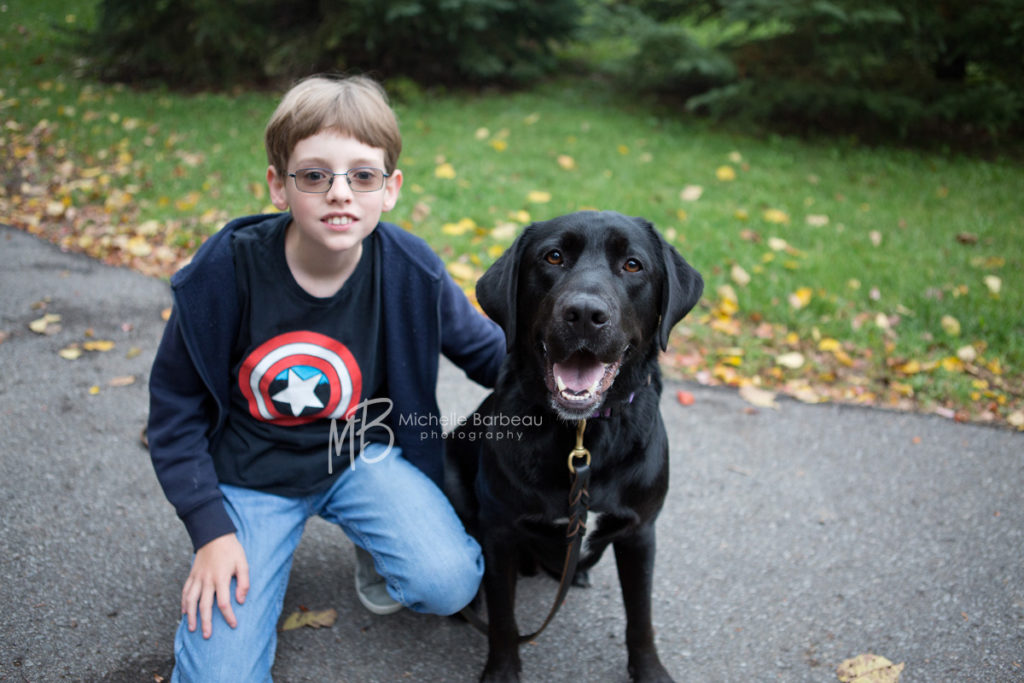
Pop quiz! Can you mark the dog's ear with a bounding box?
[477,224,533,348]
[640,218,704,350]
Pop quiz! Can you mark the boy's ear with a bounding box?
[267,165,289,211]
[382,168,403,212]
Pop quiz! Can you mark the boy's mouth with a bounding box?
[325,216,354,227]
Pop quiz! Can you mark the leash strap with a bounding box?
[461,420,592,642]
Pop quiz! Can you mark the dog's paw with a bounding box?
[571,568,591,588]
[481,655,524,683]
[628,656,674,683]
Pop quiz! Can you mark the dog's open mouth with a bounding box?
[545,349,622,417]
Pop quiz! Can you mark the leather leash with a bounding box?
[461,419,592,643]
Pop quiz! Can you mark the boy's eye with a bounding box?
[351,170,375,181]
[302,170,329,183]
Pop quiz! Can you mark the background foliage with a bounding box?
[82,0,582,89]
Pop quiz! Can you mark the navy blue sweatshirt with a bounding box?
[147,213,505,550]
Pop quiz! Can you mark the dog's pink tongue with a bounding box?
[553,353,605,393]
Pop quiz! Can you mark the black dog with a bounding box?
[446,211,703,682]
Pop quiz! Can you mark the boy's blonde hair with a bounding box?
[265,74,402,175]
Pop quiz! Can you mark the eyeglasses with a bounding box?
[288,167,390,193]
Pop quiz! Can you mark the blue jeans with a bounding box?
[171,442,482,683]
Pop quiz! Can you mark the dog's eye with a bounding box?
[545,250,564,266]
[623,258,643,273]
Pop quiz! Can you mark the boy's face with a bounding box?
[267,130,402,257]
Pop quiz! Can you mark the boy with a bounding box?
[147,74,506,681]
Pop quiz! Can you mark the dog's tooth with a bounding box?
[555,375,567,392]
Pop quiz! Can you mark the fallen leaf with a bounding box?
[768,237,790,252]
[108,375,137,387]
[788,287,813,309]
[557,154,576,170]
[775,352,806,369]
[527,190,551,203]
[869,230,883,246]
[446,262,479,282]
[739,385,779,409]
[280,608,338,631]
[716,165,736,181]
[676,390,695,406]
[836,653,905,683]
[680,185,703,202]
[88,385,100,395]
[83,340,116,352]
[983,275,1001,295]
[161,307,172,321]
[940,315,961,337]
[805,214,829,227]
[762,208,790,224]
[434,162,456,179]
[58,344,83,360]
[29,313,62,334]
[730,264,751,287]
[955,232,978,245]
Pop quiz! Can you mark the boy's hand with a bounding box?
[181,533,250,639]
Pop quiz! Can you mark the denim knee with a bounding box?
[400,535,483,616]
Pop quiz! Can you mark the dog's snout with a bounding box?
[560,293,610,335]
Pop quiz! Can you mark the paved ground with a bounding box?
[1,224,1022,682]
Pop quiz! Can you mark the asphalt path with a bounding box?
[1,224,1022,682]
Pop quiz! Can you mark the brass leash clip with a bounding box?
[568,418,592,474]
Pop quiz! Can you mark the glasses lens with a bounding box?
[348,167,384,192]
[295,169,332,193]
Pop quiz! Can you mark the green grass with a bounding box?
[3,0,1022,425]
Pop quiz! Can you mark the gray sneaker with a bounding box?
[354,546,402,615]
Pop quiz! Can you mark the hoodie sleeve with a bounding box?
[438,268,506,389]
[147,306,236,551]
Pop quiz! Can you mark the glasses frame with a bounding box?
[288,166,391,193]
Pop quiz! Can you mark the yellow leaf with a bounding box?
[768,237,790,252]
[956,345,977,362]
[716,165,736,181]
[940,315,961,337]
[29,313,62,334]
[739,385,779,409]
[836,653,905,683]
[58,344,83,360]
[1007,410,1024,430]
[734,208,749,220]
[434,162,456,179]
[527,190,551,204]
[983,275,1001,295]
[474,127,489,140]
[489,139,508,152]
[676,209,688,222]
[557,154,576,170]
[88,385,100,395]
[126,235,153,257]
[896,360,921,375]
[762,208,790,224]
[940,356,964,373]
[730,264,751,287]
[788,287,813,309]
[617,144,629,155]
[805,214,829,227]
[441,218,477,236]
[83,340,116,352]
[280,608,338,631]
[775,352,805,369]
[680,185,703,202]
[833,349,855,367]
[818,338,841,352]
[446,262,478,282]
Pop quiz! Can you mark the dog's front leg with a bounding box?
[614,526,674,683]
[480,528,522,683]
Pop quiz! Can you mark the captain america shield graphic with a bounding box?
[238,331,362,426]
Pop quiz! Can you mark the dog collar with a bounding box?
[591,392,635,419]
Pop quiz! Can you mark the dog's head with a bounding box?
[477,211,703,420]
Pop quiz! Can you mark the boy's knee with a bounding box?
[401,541,483,616]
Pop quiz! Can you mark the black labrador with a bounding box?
[446,211,703,682]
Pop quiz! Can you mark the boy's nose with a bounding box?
[326,176,354,202]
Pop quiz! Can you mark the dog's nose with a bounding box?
[560,293,610,335]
